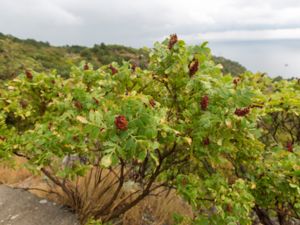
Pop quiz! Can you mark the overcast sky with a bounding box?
[1,0,300,47]
[1,0,300,77]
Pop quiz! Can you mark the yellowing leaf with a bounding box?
[161,131,167,138]
[250,183,256,189]
[150,152,159,166]
[225,119,232,129]
[183,137,192,146]
[101,155,112,168]
[217,138,223,146]
[76,116,89,124]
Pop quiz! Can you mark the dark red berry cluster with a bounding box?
[0,136,6,141]
[109,65,118,75]
[149,99,156,107]
[48,122,53,131]
[286,142,293,152]
[234,107,250,117]
[131,63,137,72]
[84,63,89,70]
[115,115,128,131]
[189,59,199,76]
[226,204,233,213]
[74,100,83,110]
[25,70,33,80]
[19,100,28,109]
[200,95,209,110]
[181,177,187,187]
[203,137,210,146]
[72,135,79,142]
[233,78,240,86]
[168,34,178,50]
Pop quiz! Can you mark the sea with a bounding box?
[208,39,300,79]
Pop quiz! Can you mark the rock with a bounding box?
[10,215,19,220]
[39,199,48,204]
[0,185,79,225]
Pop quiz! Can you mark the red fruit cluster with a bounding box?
[234,107,250,117]
[189,59,199,76]
[233,78,240,86]
[203,137,210,146]
[200,95,209,110]
[168,34,178,50]
[48,122,53,131]
[0,136,6,141]
[115,115,128,131]
[72,135,79,142]
[149,99,156,107]
[74,100,83,110]
[84,63,89,70]
[131,63,137,72]
[19,100,28,109]
[25,70,33,80]
[226,204,233,213]
[286,142,293,152]
[109,65,118,75]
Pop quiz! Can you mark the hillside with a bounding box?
[0,33,246,79]
[0,33,148,79]
[213,56,246,76]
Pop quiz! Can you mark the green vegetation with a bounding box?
[213,56,246,76]
[1,35,300,225]
[0,33,148,79]
[0,33,74,79]
[0,33,245,80]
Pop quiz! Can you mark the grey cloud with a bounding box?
[0,0,300,47]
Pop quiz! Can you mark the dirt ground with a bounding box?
[0,157,193,225]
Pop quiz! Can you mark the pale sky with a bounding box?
[1,0,300,46]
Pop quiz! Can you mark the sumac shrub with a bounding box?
[0,35,300,225]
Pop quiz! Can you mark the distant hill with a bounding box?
[213,56,246,76]
[0,33,246,79]
[0,33,148,79]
